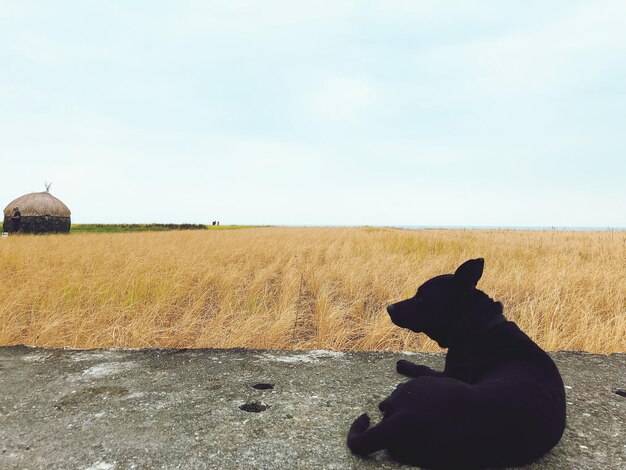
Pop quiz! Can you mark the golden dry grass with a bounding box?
[1,227,624,353]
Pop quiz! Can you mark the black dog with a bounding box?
[348,259,566,469]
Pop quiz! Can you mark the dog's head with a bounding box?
[387,258,485,340]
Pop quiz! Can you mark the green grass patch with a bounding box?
[1,222,261,234]
[70,224,259,233]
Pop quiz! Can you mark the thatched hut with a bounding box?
[3,191,71,234]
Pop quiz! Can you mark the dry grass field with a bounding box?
[0,227,624,353]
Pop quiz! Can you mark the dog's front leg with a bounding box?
[396,359,445,378]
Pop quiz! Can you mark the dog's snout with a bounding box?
[386,304,395,314]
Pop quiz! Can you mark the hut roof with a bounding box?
[3,192,71,218]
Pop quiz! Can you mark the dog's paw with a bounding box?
[396,360,435,377]
[349,413,370,434]
[396,359,416,375]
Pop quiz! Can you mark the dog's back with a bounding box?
[440,320,566,467]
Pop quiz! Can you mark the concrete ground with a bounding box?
[0,346,624,469]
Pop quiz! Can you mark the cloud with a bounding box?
[170,0,355,34]
[461,1,626,93]
[302,76,379,123]
[0,1,30,19]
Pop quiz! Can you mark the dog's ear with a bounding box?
[453,258,484,290]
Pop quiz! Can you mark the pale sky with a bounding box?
[1,1,625,227]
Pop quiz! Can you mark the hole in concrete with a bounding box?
[239,401,269,413]
[252,383,274,390]
[615,389,626,398]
